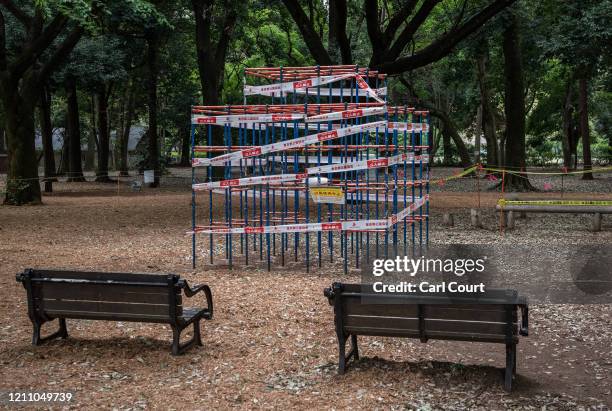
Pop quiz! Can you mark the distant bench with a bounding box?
[16,269,213,355]
[324,283,528,391]
[496,199,612,231]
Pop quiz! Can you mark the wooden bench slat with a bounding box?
[38,299,178,317]
[33,282,179,305]
[342,301,515,320]
[340,284,521,304]
[345,327,517,343]
[31,270,170,283]
[39,310,172,323]
[426,306,516,323]
[345,314,515,336]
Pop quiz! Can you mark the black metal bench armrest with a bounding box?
[183,282,213,319]
[324,282,343,305]
[324,287,335,305]
[519,304,528,336]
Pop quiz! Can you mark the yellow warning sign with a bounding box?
[310,187,345,204]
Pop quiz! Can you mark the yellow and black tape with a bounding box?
[497,199,612,206]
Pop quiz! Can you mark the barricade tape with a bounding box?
[307,153,428,174]
[192,113,306,125]
[192,154,429,191]
[209,188,425,203]
[497,199,612,206]
[304,106,387,122]
[482,165,612,176]
[290,86,387,97]
[243,73,356,96]
[242,72,385,103]
[191,121,429,132]
[356,75,385,103]
[188,195,428,235]
[192,120,387,167]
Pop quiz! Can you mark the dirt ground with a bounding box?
[0,172,611,410]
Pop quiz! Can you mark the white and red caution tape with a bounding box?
[192,120,387,167]
[210,188,425,204]
[388,122,429,133]
[306,153,429,175]
[356,75,385,103]
[193,153,428,191]
[191,219,388,235]
[188,194,428,235]
[242,73,385,103]
[243,73,356,97]
[388,195,428,226]
[192,120,429,134]
[304,106,387,122]
[192,112,305,125]
[193,173,307,191]
[291,86,387,97]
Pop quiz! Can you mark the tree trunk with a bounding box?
[65,77,85,182]
[0,125,6,153]
[179,123,191,167]
[119,86,134,176]
[40,85,57,193]
[1,74,42,205]
[429,124,441,164]
[86,96,96,171]
[562,78,575,169]
[328,0,351,64]
[502,12,533,191]
[442,127,452,164]
[430,108,471,168]
[95,86,112,182]
[476,52,500,166]
[578,77,593,180]
[146,30,160,187]
[192,0,237,146]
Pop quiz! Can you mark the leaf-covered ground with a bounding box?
[0,171,610,410]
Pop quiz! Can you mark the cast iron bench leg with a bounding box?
[338,335,360,374]
[338,335,346,374]
[171,320,202,355]
[32,318,68,346]
[505,343,516,392]
[351,335,359,360]
[194,319,203,346]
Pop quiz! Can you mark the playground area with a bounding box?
[0,171,610,409]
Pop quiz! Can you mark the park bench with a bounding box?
[324,283,528,391]
[496,199,612,231]
[16,269,213,355]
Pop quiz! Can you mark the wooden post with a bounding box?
[443,213,454,227]
[590,213,602,232]
[506,211,515,230]
[470,208,481,228]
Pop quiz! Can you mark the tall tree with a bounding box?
[145,26,160,187]
[502,10,531,190]
[95,84,112,181]
[116,78,136,176]
[192,0,238,112]
[0,1,84,204]
[578,77,592,179]
[39,85,56,192]
[475,38,500,166]
[64,75,86,182]
[282,0,516,74]
[539,0,612,178]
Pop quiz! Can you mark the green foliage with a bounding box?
[538,0,612,75]
[8,0,609,171]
